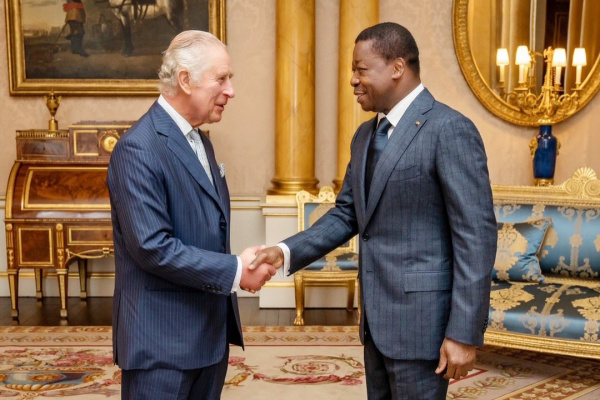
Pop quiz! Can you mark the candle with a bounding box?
[518,65,526,83]
[496,48,509,83]
[554,66,563,86]
[515,46,531,84]
[552,48,566,86]
[572,48,587,86]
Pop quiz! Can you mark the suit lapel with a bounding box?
[364,89,434,222]
[199,130,231,218]
[151,103,225,215]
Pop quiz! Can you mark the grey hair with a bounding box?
[158,30,226,96]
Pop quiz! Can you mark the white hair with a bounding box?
[158,30,226,96]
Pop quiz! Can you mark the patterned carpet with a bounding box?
[0,326,599,399]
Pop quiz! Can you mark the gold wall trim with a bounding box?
[263,281,294,288]
[261,213,298,217]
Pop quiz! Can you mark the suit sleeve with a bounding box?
[283,135,361,274]
[436,114,497,346]
[107,137,238,294]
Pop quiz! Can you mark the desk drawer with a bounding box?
[67,226,113,246]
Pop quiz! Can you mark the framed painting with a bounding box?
[5,0,226,95]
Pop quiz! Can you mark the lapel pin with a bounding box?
[219,163,226,178]
[415,120,421,126]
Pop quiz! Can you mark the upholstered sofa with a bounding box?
[486,167,600,360]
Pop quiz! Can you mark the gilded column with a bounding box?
[333,0,378,190]
[269,0,318,195]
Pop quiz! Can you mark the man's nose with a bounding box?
[225,81,235,98]
[350,72,359,87]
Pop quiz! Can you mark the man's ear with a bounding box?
[177,69,192,95]
[392,58,405,79]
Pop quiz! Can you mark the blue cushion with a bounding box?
[493,218,552,283]
[495,203,600,279]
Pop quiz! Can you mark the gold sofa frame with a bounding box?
[486,167,600,359]
[293,187,360,326]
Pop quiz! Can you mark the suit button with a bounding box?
[362,233,370,241]
[220,222,227,229]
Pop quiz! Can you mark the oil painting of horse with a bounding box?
[6,0,224,95]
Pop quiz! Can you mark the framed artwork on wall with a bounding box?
[5,0,226,95]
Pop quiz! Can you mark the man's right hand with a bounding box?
[250,246,284,270]
[239,246,277,292]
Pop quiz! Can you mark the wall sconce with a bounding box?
[498,45,585,186]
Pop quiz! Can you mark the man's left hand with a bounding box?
[435,337,476,380]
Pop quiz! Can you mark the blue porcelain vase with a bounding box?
[532,125,558,186]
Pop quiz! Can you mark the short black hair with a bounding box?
[356,22,420,75]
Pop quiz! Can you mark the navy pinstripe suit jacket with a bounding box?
[284,89,497,360]
[107,102,243,371]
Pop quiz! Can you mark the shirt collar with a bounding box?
[378,83,425,129]
[157,95,194,137]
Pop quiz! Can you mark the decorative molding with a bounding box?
[485,330,600,360]
[16,130,69,139]
[493,167,600,206]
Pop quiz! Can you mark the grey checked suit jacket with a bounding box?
[284,89,497,360]
[107,102,243,371]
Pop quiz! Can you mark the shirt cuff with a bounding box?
[277,243,291,277]
[231,256,242,293]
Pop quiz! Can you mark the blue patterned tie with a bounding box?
[365,117,391,200]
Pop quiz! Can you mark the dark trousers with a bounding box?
[364,323,448,400]
[121,346,229,400]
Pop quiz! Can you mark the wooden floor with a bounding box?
[0,297,359,327]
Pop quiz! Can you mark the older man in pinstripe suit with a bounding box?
[107,31,276,399]
[252,23,497,399]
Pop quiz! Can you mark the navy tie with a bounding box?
[365,117,391,200]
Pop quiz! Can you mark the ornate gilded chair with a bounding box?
[293,186,360,325]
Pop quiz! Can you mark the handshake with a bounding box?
[238,245,285,293]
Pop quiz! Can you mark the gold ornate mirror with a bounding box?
[453,0,600,127]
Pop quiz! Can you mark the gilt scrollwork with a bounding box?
[489,284,535,331]
[99,130,121,154]
[572,296,600,341]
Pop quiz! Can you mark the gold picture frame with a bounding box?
[5,0,226,96]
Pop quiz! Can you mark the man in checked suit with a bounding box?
[252,23,497,399]
[107,31,276,399]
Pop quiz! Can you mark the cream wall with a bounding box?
[1,0,600,199]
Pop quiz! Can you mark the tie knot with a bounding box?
[188,128,201,141]
[376,118,392,136]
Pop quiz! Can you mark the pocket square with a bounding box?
[219,163,226,178]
